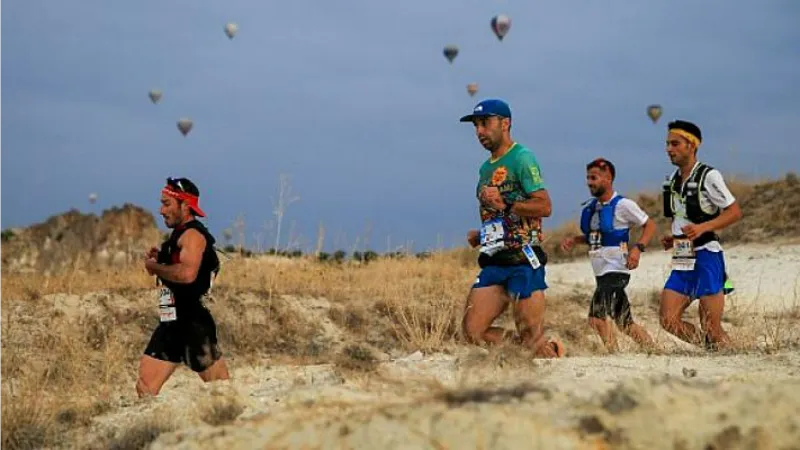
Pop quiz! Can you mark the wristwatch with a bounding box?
[635,243,646,252]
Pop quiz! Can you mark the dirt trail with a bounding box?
[82,349,800,450]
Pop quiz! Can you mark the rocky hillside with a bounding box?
[1,204,164,274]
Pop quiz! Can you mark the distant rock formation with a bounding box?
[1,203,165,274]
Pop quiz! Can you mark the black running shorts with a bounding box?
[588,272,633,328]
[143,305,223,372]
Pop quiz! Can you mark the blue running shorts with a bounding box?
[472,263,548,300]
[664,249,726,300]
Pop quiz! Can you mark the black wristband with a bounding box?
[635,243,646,252]
[504,202,514,215]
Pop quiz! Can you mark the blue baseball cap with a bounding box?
[459,99,512,122]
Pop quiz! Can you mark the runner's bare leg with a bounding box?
[514,291,558,357]
[589,317,618,352]
[462,286,510,345]
[699,293,731,349]
[137,356,179,398]
[198,357,230,382]
[660,289,701,344]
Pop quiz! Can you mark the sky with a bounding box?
[3,0,799,254]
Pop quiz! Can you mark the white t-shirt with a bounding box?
[669,163,736,252]
[586,192,650,276]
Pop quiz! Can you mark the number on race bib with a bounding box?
[588,231,602,250]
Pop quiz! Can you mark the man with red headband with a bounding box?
[138,177,230,397]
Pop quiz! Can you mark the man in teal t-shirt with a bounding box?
[460,99,565,358]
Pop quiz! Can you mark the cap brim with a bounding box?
[460,113,491,122]
[459,113,508,122]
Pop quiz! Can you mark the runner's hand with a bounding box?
[144,255,158,275]
[680,223,707,241]
[480,186,506,210]
[467,230,480,248]
[660,235,674,251]
[626,247,641,270]
[146,246,159,260]
[560,237,574,252]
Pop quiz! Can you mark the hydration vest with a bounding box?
[157,220,220,305]
[579,195,629,248]
[662,162,721,246]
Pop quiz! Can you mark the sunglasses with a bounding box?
[166,177,186,192]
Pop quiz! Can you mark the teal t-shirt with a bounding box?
[476,143,546,264]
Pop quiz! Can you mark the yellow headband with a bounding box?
[668,129,701,149]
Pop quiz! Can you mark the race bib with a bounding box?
[671,238,696,271]
[479,218,506,256]
[158,287,177,322]
[588,231,602,251]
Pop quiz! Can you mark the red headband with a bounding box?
[162,186,206,217]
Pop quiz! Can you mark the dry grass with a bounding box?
[104,413,176,450]
[198,392,246,426]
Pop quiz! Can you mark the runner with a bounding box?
[560,158,656,352]
[138,177,230,397]
[659,120,742,350]
[461,99,565,358]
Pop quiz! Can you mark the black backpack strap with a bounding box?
[662,170,679,218]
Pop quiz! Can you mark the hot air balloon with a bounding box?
[148,90,162,104]
[443,45,459,63]
[224,23,238,39]
[491,15,511,41]
[88,193,98,204]
[647,105,663,123]
[467,83,479,97]
[177,118,193,136]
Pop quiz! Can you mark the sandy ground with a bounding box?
[66,243,800,450]
[84,349,800,450]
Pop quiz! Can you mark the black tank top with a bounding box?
[157,220,220,308]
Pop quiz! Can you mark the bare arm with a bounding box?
[636,218,657,247]
[146,229,206,283]
[509,189,552,218]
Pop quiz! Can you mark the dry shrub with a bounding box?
[212,290,324,358]
[105,414,176,450]
[55,398,113,428]
[335,344,379,372]
[1,393,54,450]
[328,304,367,333]
[759,306,800,352]
[382,295,462,352]
[199,393,246,426]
